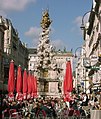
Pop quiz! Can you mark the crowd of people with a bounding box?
[1,91,101,119]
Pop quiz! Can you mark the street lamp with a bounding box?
[79,6,101,92]
[74,47,88,93]
[80,9,101,30]
[74,47,86,58]
[74,47,91,68]
[80,11,91,30]
[80,6,101,65]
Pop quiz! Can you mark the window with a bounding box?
[13,43,17,50]
[44,82,48,92]
[7,38,9,44]
[6,48,9,54]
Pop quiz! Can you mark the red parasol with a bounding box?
[63,61,73,101]
[8,60,15,101]
[23,69,28,100]
[27,71,32,99]
[34,76,37,97]
[31,75,37,98]
[16,65,22,101]
[31,75,35,99]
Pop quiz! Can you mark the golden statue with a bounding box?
[40,10,52,29]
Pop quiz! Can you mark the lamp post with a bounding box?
[74,47,86,58]
[80,8,101,42]
[80,10,101,30]
[74,47,88,93]
[80,5,101,93]
[80,6,101,64]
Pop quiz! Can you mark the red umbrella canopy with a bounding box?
[63,61,73,95]
[23,69,28,94]
[34,76,37,97]
[31,75,35,98]
[16,65,22,93]
[31,75,38,97]
[27,71,32,94]
[8,60,15,93]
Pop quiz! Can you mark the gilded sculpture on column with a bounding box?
[40,10,52,29]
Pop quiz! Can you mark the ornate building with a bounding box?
[0,16,28,90]
[28,48,37,76]
[28,48,73,96]
[75,0,101,93]
[85,1,101,92]
[0,16,7,90]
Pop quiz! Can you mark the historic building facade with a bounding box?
[0,16,28,90]
[0,16,7,90]
[75,0,101,93]
[28,48,37,76]
[28,48,73,96]
[85,1,101,92]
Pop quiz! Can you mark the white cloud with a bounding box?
[25,27,66,49]
[49,27,66,50]
[73,14,90,28]
[0,0,36,11]
[51,39,66,50]
[25,27,41,38]
[25,26,41,47]
[70,16,82,34]
[71,14,90,35]
[73,16,82,27]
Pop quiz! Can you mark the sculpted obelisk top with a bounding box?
[40,9,52,30]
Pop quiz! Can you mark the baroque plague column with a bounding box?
[36,10,59,97]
